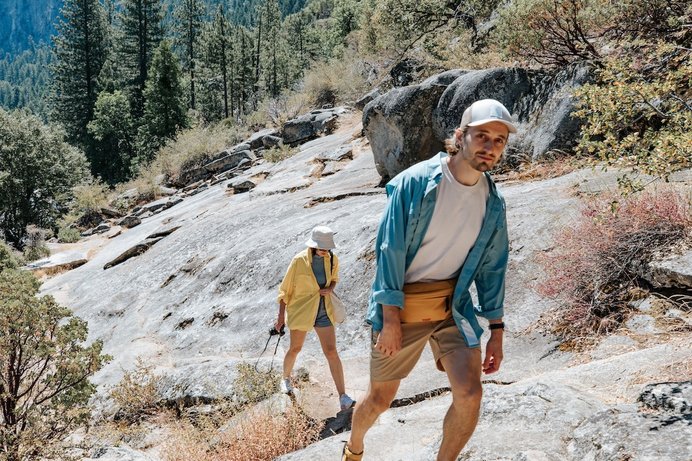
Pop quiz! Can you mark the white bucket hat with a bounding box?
[306,226,336,250]
[460,99,517,133]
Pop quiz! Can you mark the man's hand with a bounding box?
[482,330,504,374]
[375,305,403,357]
[319,286,333,296]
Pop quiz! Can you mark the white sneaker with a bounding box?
[339,393,355,411]
[280,378,293,394]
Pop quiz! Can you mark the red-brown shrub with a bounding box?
[536,188,691,343]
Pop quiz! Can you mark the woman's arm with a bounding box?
[275,299,287,330]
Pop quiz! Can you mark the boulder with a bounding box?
[355,88,382,110]
[282,107,349,145]
[100,207,124,219]
[203,150,256,175]
[117,215,142,229]
[363,80,449,181]
[262,134,283,148]
[248,128,280,149]
[640,249,692,289]
[316,146,353,163]
[432,67,534,145]
[227,177,257,194]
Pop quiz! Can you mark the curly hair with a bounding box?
[444,127,468,156]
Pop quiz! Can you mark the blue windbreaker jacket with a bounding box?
[367,152,509,347]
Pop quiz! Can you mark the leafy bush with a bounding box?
[0,240,23,272]
[0,108,89,244]
[574,43,691,190]
[57,226,81,243]
[246,93,312,129]
[536,188,691,348]
[495,0,612,66]
[110,358,162,423]
[22,225,52,262]
[72,180,110,214]
[0,270,108,460]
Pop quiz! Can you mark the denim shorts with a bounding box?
[314,298,332,327]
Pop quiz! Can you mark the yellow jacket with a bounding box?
[278,248,339,331]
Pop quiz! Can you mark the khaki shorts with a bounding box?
[370,317,480,382]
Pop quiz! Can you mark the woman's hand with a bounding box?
[319,286,333,296]
[274,318,285,332]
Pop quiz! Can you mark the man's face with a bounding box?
[457,122,509,172]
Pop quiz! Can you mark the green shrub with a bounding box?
[72,180,110,214]
[495,0,613,66]
[57,226,81,243]
[574,43,691,190]
[22,225,52,262]
[0,240,23,272]
[0,270,108,460]
[537,188,691,348]
[303,53,369,106]
[128,123,246,190]
[0,108,89,244]
[263,145,299,163]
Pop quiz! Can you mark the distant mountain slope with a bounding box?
[0,0,62,54]
[1,0,310,55]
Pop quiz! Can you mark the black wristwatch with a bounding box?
[489,322,505,330]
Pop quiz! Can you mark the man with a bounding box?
[342,99,513,461]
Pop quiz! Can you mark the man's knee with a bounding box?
[451,382,482,410]
[367,384,397,412]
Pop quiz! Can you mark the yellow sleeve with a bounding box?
[331,253,340,283]
[278,259,296,304]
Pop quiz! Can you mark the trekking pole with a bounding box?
[254,324,286,373]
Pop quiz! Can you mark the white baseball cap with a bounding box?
[460,99,517,133]
[306,226,336,250]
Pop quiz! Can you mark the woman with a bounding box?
[275,225,355,411]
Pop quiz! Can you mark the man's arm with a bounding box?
[475,213,509,374]
[371,181,411,357]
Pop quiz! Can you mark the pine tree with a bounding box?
[87,90,137,184]
[199,4,234,121]
[259,0,286,98]
[50,0,108,150]
[173,0,206,110]
[118,0,164,118]
[137,41,188,165]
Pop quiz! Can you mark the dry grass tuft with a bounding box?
[161,403,319,461]
[110,358,163,423]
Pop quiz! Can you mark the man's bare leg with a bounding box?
[436,348,483,461]
[347,379,400,454]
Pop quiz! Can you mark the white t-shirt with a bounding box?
[404,156,489,283]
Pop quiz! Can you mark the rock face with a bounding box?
[38,111,691,460]
[282,107,350,145]
[365,65,591,180]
